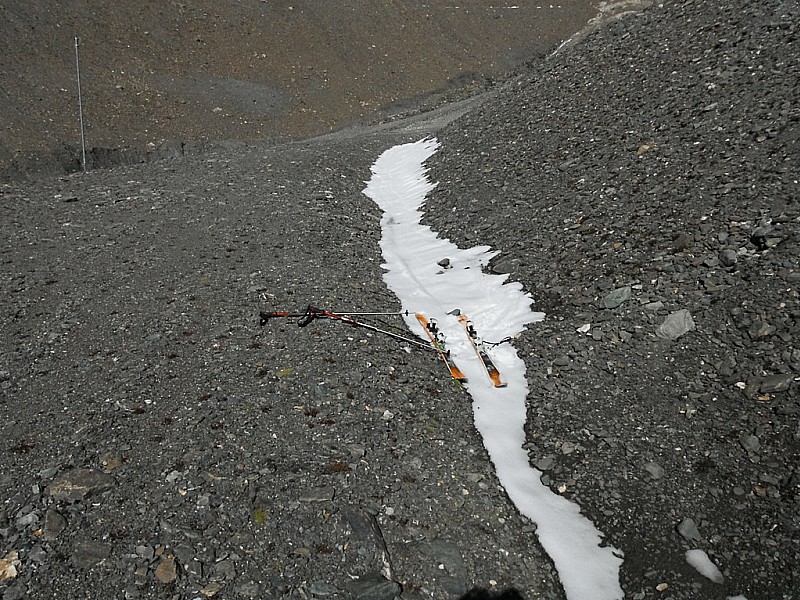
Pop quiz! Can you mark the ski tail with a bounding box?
[415,313,467,382]
[458,314,507,387]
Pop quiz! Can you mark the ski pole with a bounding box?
[316,309,434,350]
[326,311,411,317]
[260,305,435,352]
[259,308,408,324]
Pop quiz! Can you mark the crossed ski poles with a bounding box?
[259,305,434,352]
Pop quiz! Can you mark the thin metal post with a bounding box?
[74,36,87,172]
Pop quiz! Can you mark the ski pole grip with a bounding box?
[298,306,316,327]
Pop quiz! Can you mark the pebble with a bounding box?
[644,462,665,480]
[739,435,760,453]
[677,518,703,542]
[601,286,632,309]
[655,309,696,340]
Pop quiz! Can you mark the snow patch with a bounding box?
[363,138,624,600]
[685,549,724,583]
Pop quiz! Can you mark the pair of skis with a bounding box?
[416,313,506,388]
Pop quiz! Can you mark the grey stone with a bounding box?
[309,581,340,597]
[740,435,760,452]
[43,508,67,540]
[2,582,27,600]
[601,286,632,309]
[656,309,695,340]
[299,486,335,502]
[719,248,738,267]
[429,538,466,580]
[677,518,702,542]
[345,573,401,600]
[15,511,39,528]
[748,320,776,339]
[552,356,570,367]
[644,462,665,480]
[235,582,262,598]
[560,441,578,455]
[72,541,112,569]
[535,456,556,471]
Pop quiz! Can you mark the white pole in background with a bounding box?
[74,36,87,172]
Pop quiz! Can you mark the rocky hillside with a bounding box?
[0,0,601,180]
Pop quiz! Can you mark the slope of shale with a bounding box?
[0,0,602,181]
[1,1,798,600]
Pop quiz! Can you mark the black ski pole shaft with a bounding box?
[259,310,306,326]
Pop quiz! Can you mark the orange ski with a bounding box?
[415,314,467,382]
[458,315,507,387]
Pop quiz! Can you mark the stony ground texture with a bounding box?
[0,123,566,600]
[1,1,799,600]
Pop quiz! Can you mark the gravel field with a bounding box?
[425,1,799,598]
[2,1,798,600]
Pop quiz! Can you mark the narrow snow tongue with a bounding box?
[363,138,624,600]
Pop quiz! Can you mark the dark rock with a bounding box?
[43,508,67,540]
[2,582,27,600]
[71,541,112,569]
[345,573,402,600]
[719,249,738,267]
[750,227,771,251]
[760,374,794,393]
[48,468,115,502]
